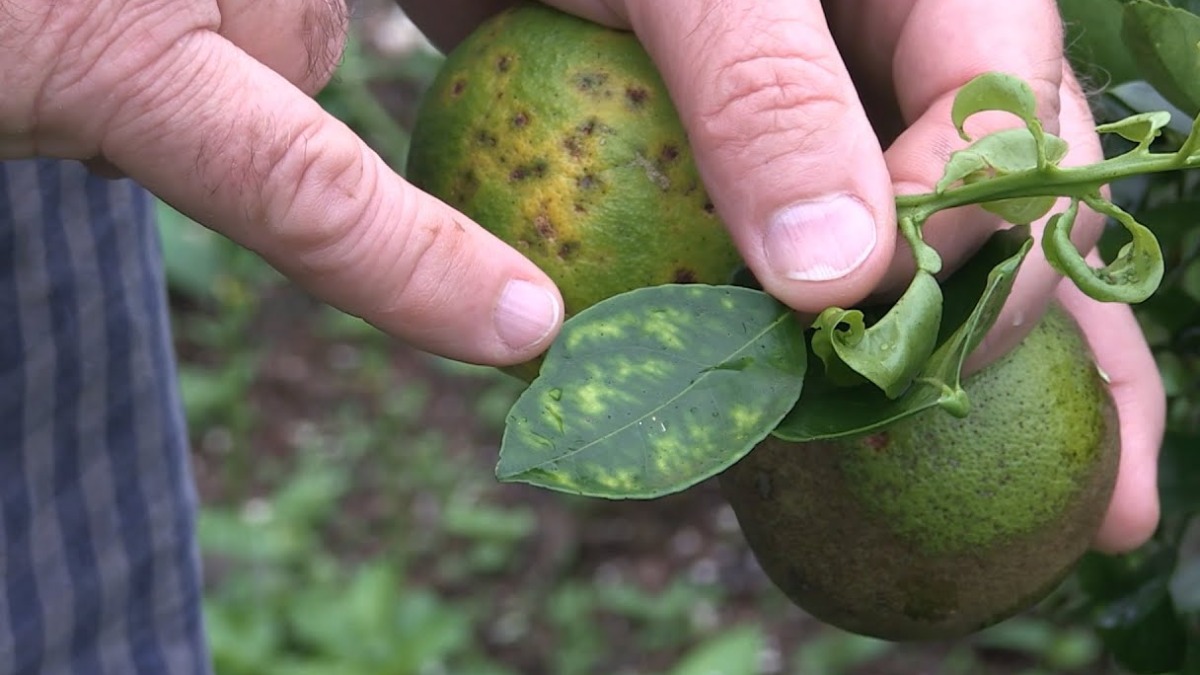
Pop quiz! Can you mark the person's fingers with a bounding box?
[1055,266,1165,553]
[540,0,898,312]
[965,67,1105,373]
[73,0,351,180]
[851,0,1068,293]
[216,0,349,95]
[96,29,563,365]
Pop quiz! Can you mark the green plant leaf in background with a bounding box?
[1059,0,1143,85]
[1159,431,1200,515]
[1107,80,1197,138]
[1121,0,1200,117]
[1095,577,1188,674]
[668,625,765,675]
[774,227,1031,441]
[496,284,806,499]
[155,200,228,303]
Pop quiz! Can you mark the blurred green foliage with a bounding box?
[156,2,1200,673]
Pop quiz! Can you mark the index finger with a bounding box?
[91,28,564,364]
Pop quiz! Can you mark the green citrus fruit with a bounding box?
[406,2,742,377]
[719,305,1120,640]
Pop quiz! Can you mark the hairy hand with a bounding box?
[0,0,564,364]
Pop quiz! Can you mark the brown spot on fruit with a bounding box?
[660,145,680,163]
[577,173,600,190]
[509,159,548,182]
[475,130,498,147]
[673,268,697,283]
[578,118,598,135]
[562,136,583,159]
[534,213,556,238]
[451,78,467,96]
[557,241,579,259]
[576,72,609,92]
[703,201,716,214]
[625,86,649,106]
[512,111,529,127]
[497,54,512,72]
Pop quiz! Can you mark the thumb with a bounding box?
[619,0,896,311]
[98,31,563,365]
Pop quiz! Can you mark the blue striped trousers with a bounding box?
[1,160,211,674]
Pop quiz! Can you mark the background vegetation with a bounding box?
[161,1,1200,672]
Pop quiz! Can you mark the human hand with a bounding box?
[400,0,1163,550]
[0,0,565,366]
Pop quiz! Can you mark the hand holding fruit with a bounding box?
[400,0,1165,554]
[0,0,1163,560]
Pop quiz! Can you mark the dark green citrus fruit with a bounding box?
[406,2,742,378]
[719,305,1120,640]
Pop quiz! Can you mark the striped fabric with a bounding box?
[0,160,211,674]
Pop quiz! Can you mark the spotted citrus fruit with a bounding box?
[406,2,742,377]
[719,305,1120,640]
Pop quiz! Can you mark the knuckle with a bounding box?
[250,114,374,262]
[247,118,470,319]
[375,213,472,321]
[694,31,850,154]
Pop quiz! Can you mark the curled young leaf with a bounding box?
[774,228,1031,442]
[1096,111,1173,151]
[1044,198,1165,304]
[497,284,806,499]
[951,72,1043,140]
[810,308,869,388]
[811,271,943,399]
[936,129,1069,193]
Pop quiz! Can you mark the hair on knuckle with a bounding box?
[301,0,349,88]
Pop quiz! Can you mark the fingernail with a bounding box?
[764,194,877,282]
[495,279,561,351]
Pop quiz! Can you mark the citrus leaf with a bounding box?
[1121,0,1200,116]
[1044,197,1165,303]
[1094,578,1188,675]
[497,284,806,499]
[1096,110,1172,148]
[951,72,1042,141]
[981,195,1059,225]
[811,270,942,399]
[774,227,1032,441]
[936,128,1069,193]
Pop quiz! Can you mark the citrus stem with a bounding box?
[896,150,1200,222]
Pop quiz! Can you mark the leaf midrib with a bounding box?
[514,306,794,476]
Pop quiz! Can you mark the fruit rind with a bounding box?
[407,2,743,321]
[720,305,1120,641]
